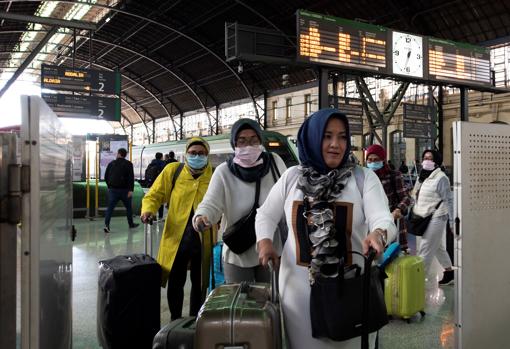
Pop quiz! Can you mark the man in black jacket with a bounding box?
[103,148,139,233]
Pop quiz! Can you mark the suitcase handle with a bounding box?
[144,221,154,257]
[268,260,278,304]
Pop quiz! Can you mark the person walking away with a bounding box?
[399,160,409,175]
[365,145,413,251]
[412,149,454,285]
[103,148,139,233]
[193,118,287,284]
[141,137,214,320]
[145,152,167,219]
[166,150,178,164]
[256,109,396,349]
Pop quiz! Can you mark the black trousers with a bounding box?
[167,222,202,320]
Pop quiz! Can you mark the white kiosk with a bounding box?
[453,121,510,348]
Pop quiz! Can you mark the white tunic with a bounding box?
[255,166,397,349]
[194,153,287,267]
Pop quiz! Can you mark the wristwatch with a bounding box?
[374,229,387,246]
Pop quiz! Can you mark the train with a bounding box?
[131,130,300,181]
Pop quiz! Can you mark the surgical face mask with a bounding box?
[233,145,263,168]
[367,161,384,171]
[186,154,208,169]
[422,159,435,171]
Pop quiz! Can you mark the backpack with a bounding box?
[145,162,163,188]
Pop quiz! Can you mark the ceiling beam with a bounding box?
[0,0,260,121]
[0,11,97,30]
[0,26,58,99]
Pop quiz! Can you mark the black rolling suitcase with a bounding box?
[97,223,162,349]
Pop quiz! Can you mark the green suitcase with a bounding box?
[384,255,426,321]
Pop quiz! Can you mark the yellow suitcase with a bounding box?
[384,255,426,322]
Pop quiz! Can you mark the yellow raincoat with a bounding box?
[141,160,214,291]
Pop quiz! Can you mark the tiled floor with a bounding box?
[72,217,454,349]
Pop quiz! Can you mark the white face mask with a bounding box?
[233,145,263,168]
[422,159,436,171]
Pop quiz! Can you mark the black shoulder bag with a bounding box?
[222,179,261,254]
[407,200,443,236]
[304,203,388,347]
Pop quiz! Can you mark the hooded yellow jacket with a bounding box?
[141,161,214,287]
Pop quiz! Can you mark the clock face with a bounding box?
[392,32,424,78]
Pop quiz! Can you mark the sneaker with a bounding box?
[129,223,140,229]
[103,226,110,234]
[438,270,454,286]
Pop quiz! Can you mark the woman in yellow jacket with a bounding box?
[141,137,213,320]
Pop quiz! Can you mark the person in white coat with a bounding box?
[193,118,287,283]
[412,149,454,285]
[256,109,396,349]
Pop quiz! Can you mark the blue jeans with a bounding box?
[104,188,134,227]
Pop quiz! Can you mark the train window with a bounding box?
[208,153,230,168]
[265,141,299,167]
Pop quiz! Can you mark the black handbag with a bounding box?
[407,200,442,236]
[309,250,388,346]
[222,179,261,254]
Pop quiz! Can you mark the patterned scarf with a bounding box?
[297,161,355,284]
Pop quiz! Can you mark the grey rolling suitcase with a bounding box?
[195,261,282,349]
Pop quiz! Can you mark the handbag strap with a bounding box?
[252,179,261,210]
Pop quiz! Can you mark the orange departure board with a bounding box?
[428,38,491,87]
[297,10,388,73]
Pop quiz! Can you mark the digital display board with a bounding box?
[403,103,433,121]
[296,10,494,89]
[41,64,121,95]
[297,10,388,73]
[428,38,491,87]
[42,93,121,122]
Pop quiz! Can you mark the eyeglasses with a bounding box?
[236,136,260,147]
[187,151,207,156]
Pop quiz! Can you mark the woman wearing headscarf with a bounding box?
[141,137,214,320]
[256,109,396,349]
[365,144,413,250]
[193,118,287,283]
[412,149,454,285]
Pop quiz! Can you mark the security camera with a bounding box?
[237,62,243,74]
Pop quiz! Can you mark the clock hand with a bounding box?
[404,49,412,68]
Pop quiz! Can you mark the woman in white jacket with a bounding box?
[412,149,454,285]
[193,118,286,283]
[256,109,396,349]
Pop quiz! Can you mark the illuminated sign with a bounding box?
[297,10,388,73]
[41,64,121,94]
[42,93,121,122]
[296,10,493,88]
[428,38,491,87]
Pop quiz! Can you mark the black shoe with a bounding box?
[103,226,110,233]
[129,223,140,229]
[439,270,454,286]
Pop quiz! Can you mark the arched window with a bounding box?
[416,138,433,162]
[363,133,372,149]
[390,130,406,166]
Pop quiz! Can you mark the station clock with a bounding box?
[392,31,424,78]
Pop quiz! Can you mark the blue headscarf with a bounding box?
[297,108,351,175]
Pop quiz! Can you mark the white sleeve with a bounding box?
[256,167,292,242]
[363,169,398,243]
[194,165,226,225]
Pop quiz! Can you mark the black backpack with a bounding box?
[145,163,163,188]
